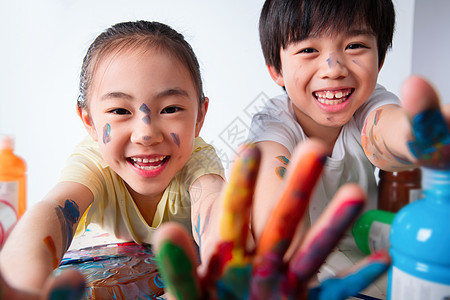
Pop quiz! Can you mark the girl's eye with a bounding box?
[161,106,183,114]
[346,43,368,50]
[109,108,130,115]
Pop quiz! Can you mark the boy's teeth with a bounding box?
[314,89,352,105]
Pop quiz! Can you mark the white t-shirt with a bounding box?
[248,84,399,223]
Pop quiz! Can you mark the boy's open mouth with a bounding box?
[128,156,169,170]
[313,88,354,105]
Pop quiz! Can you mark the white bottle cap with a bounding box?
[0,135,14,150]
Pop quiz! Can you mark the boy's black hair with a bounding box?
[259,0,395,73]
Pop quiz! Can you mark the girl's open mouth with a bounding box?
[313,88,354,105]
[128,155,169,171]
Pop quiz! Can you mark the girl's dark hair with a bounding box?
[259,0,395,73]
[77,20,204,109]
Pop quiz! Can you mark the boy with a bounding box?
[248,0,436,238]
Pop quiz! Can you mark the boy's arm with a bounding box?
[251,140,292,240]
[361,103,415,171]
[362,76,450,171]
[0,181,93,293]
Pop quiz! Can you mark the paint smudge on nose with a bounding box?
[327,54,341,68]
[171,133,180,147]
[103,123,111,144]
[140,104,151,124]
[143,136,151,141]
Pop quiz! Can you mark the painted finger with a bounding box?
[208,144,260,299]
[402,76,450,168]
[250,140,327,298]
[286,184,366,297]
[152,223,202,300]
[44,269,86,300]
[219,144,260,261]
[308,250,390,300]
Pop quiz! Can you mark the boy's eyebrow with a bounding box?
[346,29,375,37]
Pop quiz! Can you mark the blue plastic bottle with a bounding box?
[387,168,450,299]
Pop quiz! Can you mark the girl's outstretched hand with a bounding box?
[153,141,390,300]
[402,75,450,169]
[0,268,85,300]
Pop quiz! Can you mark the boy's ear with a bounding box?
[195,97,209,137]
[268,65,285,87]
[78,107,98,142]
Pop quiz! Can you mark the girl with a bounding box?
[0,20,225,296]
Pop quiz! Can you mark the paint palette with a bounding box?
[55,242,167,299]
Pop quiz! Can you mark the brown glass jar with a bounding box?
[378,168,422,212]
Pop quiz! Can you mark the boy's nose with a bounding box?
[318,54,348,79]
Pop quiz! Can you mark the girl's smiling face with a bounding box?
[269,27,380,139]
[80,46,206,202]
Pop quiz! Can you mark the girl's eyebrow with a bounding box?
[155,88,189,99]
[101,88,189,102]
[101,91,133,101]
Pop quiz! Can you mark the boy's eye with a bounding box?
[346,43,368,50]
[161,106,183,114]
[108,108,130,115]
[297,48,317,54]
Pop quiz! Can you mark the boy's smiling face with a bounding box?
[80,46,206,202]
[269,27,380,139]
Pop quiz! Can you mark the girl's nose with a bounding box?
[319,53,348,79]
[131,109,163,146]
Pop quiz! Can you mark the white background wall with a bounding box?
[0,0,444,208]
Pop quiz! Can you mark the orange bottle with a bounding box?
[0,135,27,219]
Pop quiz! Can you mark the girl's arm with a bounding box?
[0,181,93,293]
[189,174,225,264]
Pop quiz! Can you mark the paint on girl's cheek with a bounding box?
[140,104,151,124]
[55,199,80,252]
[171,133,180,147]
[103,123,111,144]
[43,235,59,269]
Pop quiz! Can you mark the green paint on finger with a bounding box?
[156,241,200,300]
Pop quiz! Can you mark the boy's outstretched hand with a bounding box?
[402,75,450,169]
[153,141,390,300]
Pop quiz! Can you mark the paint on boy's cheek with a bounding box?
[140,103,151,125]
[171,133,180,147]
[54,199,80,252]
[103,123,111,144]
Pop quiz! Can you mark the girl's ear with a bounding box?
[195,97,209,137]
[78,107,98,142]
[268,65,285,87]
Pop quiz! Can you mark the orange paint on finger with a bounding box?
[43,235,59,269]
